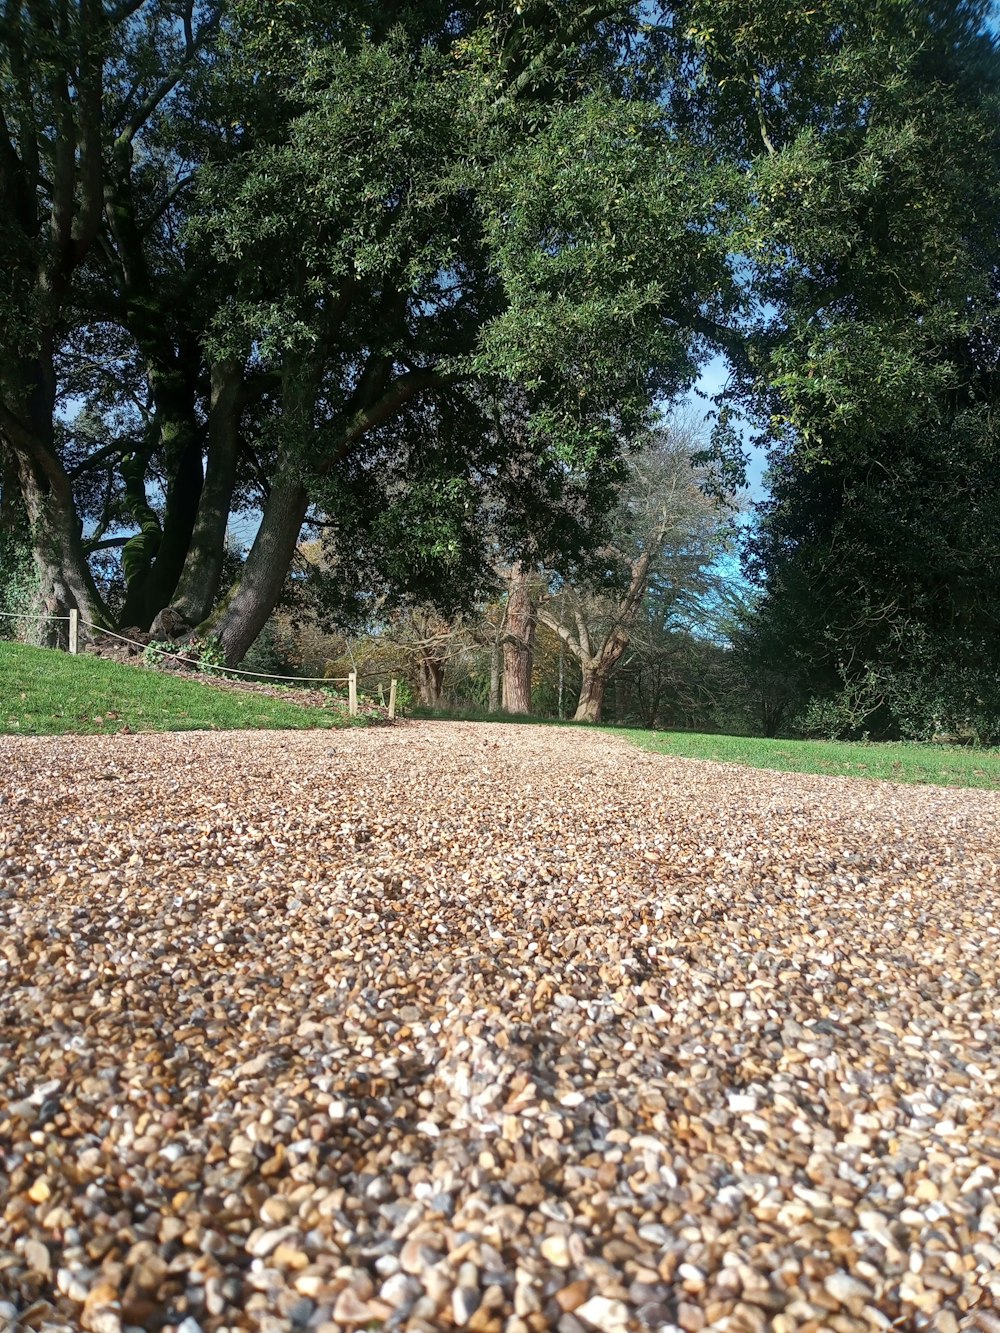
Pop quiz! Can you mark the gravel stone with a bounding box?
[1,723,998,1330]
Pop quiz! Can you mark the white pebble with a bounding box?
[824,1271,871,1304]
[575,1295,630,1332]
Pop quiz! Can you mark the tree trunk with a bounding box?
[108,156,209,629]
[198,470,309,665]
[119,431,204,629]
[15,453,106,645]
[130,429,204,626]
[119,439,164,621]
[572,627,630,724]
[2,363,107,643]
[418,652,446,706]
[118,346,205,628]
[502,562,536,714]
[537,549,654,725]
[573,664,606,724]
[171,360,244,624]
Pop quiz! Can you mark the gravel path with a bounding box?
[1,723,999,1333]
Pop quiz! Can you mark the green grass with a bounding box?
[622,728,1000,789]
[0,642,354,736]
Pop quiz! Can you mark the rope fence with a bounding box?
[0,610,72,622]
[0,610,398,719]
[0,608,74,650]
[80,621,350,683]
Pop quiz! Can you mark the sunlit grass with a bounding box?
[622,729,1000,789]
[0,642,354,735]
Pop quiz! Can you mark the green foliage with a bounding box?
[184,2,736,626]
[3,0,1000,681]
[142,640,177,669]
[881,658,1000,747]
[615,632,740,732]
[794,681,884,743]
[717,1,1000,746]
[194,637,228,676]
[795,653,1000,746]
[719,585,808,738]
[367,675,414,716]
[142,636,227,675]
[744,388,1000,742]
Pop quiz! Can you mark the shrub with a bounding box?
[143,637,227,675]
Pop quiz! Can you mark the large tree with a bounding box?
[500,563,538,715]
[181,0,739,661]
[683,0,1000,738]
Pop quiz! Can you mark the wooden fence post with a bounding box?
[68,609,79,655]
[348,670,358,717]
[388,677,397,720]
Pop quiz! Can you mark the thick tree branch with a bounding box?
[754,73,778,157]
[109,0,150,23]
[240,369,281,406]
[0,104,26,216]
[85,534,136,553]
[537,605,583,659]
[50,66,76,259]
[504,3,627,100]
[239,442,272,502]
[67,438,130,479]
[574,608,592,662]
[143,169,198,231]
[335,368,463,462]
[4,1,41,205]
[343,351,394,422]
[687,314,752,376]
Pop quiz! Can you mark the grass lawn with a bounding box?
[622,728,1000,789]
[0,642,352,736]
